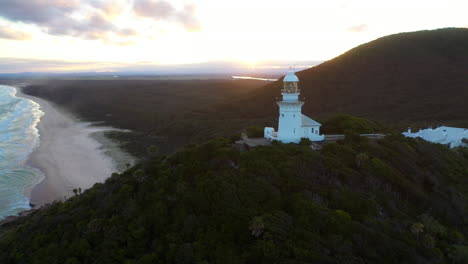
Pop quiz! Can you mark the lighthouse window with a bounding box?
[281,114,284,117]
[293,115,295,117]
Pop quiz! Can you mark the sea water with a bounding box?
[0,85,43,220]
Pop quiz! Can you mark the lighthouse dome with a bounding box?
[283,70,299,82]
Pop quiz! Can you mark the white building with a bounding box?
[264,70,324,143]
[403,126,468,148]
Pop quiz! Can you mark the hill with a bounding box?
[223,28,468,127]
[1,129,467,263]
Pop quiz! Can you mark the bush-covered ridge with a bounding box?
[319,114,389,134]
[1,131,468,263]
[226,28,468,127]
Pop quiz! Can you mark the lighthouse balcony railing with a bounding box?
[281,89,301,93]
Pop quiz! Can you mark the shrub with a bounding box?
[321,114,387,134]
[299,137,313,146]
[246,126,264,138]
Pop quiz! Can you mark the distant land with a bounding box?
[0,60,321,78]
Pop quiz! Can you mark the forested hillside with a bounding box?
[1,125,467,263]
[21,79,267,155]
[223,28,468,126]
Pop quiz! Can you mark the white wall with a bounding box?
[277,101,303,143]
[302,126,324,141]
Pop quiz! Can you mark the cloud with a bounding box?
[117,28,138,37]
[0,0,119,40]
[0,25,31,40]
[45,13,121,41]
[0,0,80,24]
[91,0,128,18]
[0,0,201,42]
[134,0,175,19]
[346,24,368,32]
[176,4,202,32]
[133,0,201,31]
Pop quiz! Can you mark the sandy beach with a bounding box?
[16,88,131,206]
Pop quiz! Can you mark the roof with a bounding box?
[301,114,321,127]
[284,70,299,82]
[403,126,468,145]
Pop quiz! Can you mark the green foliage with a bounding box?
[321,114,387,134]
[451,245,468,264]
[229,133,241,143]
[1,134,468,263]
[299,137,312,146]
[146,145,159,157]
[420,214,446,236]
[411,222,424,236]
[246,126,264,138]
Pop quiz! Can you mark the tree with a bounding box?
[420,214,446,236]
[249,216,265,238]
[355,153,369,168]
[147,145,159,157]
[450,245,468,264]
[411,222,424,240]
[421,234,435,249]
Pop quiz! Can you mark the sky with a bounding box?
[0,0,466,73]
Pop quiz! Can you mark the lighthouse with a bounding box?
[264,70,324,143]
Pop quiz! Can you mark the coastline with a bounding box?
[14,86,134,206]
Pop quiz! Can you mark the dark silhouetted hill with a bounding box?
[225,28,468,126]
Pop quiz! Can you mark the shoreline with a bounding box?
[14,86,134,206]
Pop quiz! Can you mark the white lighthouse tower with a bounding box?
[264,70,324,143]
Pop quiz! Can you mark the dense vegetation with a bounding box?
[320,114,389,134]
[1,128,467,263]
[20,79,268,155]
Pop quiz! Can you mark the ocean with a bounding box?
[0,85,43,219]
